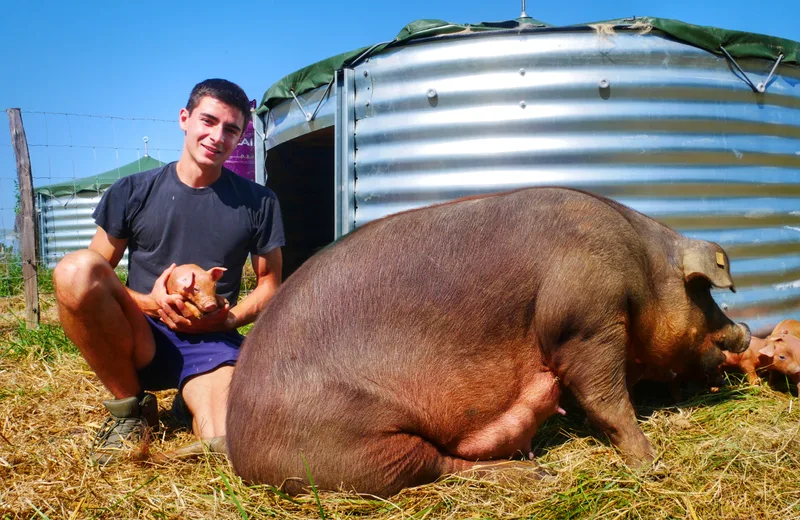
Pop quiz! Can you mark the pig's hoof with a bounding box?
[146,436,227,464]
[643,460,670,480]
[279,477,310,497]
[466,460,556,485]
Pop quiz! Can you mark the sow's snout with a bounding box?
[725,322,751,354]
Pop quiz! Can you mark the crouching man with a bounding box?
[53,79,284,464]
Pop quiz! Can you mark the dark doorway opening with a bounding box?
[265,126,335,279]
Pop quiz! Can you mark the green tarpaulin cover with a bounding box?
[36,156,165,198]
[258,16,799,115]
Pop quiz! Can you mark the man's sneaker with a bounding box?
[90,393,159,465]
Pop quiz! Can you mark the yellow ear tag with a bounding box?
[716,252,725,268]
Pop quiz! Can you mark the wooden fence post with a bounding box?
[7,108,40,328]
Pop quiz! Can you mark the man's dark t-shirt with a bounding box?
[93,162,284,305]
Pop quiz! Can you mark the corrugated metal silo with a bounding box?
[36,156,165,267]
[256,17,800,334]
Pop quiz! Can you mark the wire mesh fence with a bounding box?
[1,109,183,327]
[0,141,19,299]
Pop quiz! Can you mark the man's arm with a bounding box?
[88,226,127,268]
[228,247,283,329]
[88,226,174,318]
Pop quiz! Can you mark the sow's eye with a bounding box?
[779,355,787,360]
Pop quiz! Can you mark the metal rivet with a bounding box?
[519,68,526,76]
[757,82,766,93]
[365,100,370,107]
[599,79,610,89]
[721,303,729,312]
[363,71,369,77]
[427,88,438,99]
[519,101,527,109]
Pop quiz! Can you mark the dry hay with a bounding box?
[0,293,59,337]
[2,324,800,518]
[589,21,653,44]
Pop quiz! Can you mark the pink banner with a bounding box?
[225,99,256,182]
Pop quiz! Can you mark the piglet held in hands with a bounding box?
[165,264,227,318]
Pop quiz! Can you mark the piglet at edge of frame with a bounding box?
[719,332,800,393]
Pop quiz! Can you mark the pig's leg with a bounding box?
[183,301,203,319]
[148,436,227,463]
[553,331,655,467]
[742,363,760,385]
[279,431,546,498]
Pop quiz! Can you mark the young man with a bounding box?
[53,79,284,464]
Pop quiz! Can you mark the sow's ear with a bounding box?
[682,241,736,293]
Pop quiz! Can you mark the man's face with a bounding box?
[179,96,245,168]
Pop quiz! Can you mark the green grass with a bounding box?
[0,254,55,297]
[0,253,25,297]
[0,320,77,360]
[0,254,128,298]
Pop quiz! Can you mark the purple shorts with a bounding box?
[136,316,244,391]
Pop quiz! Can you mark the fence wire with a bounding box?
[1,110,182,326]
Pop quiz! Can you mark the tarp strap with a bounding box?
[719,46,759,92]
[289,89,312,122]
[311,78,335,121]
[763,53,785,92]
[289,77,335,123]
[720,46,784,93]
[348,40,394,69]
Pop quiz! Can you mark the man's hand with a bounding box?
[157,301,235,334]
[145,263,194,321]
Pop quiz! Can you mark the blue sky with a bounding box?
[1,0,799,239]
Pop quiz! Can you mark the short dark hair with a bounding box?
[186,78,252,130]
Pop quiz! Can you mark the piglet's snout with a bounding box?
[197,299,219,313]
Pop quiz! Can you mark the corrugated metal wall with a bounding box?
[38,192,128,268]
[264,28,800,334]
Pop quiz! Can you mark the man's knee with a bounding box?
[54,249,116,309]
